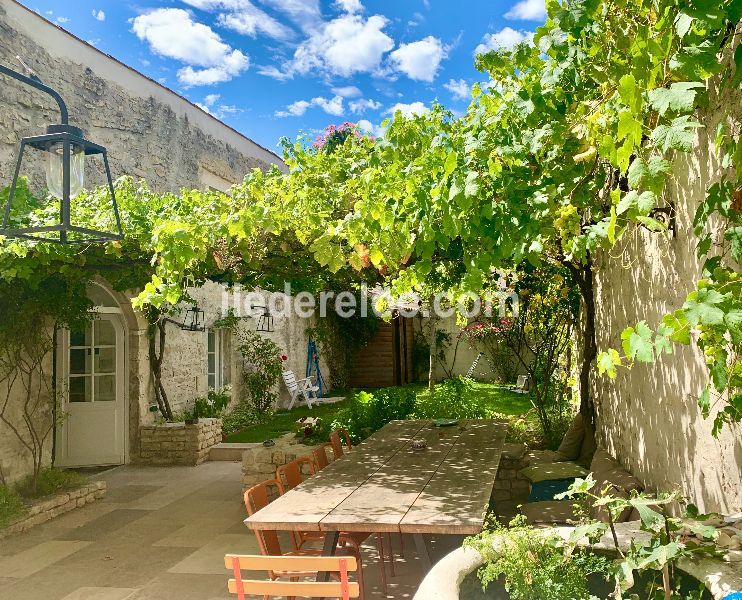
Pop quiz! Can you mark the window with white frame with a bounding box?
[207,329,231,390]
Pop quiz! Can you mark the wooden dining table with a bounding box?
[244,418,507,571]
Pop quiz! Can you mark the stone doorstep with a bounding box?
[0,480,107,541]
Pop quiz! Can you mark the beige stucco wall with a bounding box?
[0,0,284,195]
[592,77,741,513]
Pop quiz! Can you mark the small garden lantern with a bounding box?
[180,305,206,332]
[0,63,123,244]
[256,307,274,333]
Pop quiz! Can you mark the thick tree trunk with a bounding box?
[147,312,173,421]
[568,253,597,420]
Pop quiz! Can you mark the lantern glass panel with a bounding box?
[46,142,85,199]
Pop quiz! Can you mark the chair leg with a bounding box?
[375,533,388,596]
[357,554,365,600]
[387,532,396,577]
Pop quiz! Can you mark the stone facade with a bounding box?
[0,480,106,540]
[137,418,222,466]
[591,74,742,513]
[242,433,320,489]
[0,1,282,194]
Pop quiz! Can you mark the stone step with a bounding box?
[208,442,259,462]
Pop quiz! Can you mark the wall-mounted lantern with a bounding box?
[179,305,206,332]
[255,306,274,333]
[0,62,123,244]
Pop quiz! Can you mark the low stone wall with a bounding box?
[242,433,321,489]
[0,481,106,540]
[491,443,530,521]
[137,418,222,466]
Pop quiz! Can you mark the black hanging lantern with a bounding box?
[180,305,206,332]
[0,63,123,244]
[256,307,274,333]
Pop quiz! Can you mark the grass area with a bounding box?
[14,467,88,499]
[225,380,533,444]
[226,397,352,443]
[415,381,532,416]
[1,467,89,529]
[0,485,26,528]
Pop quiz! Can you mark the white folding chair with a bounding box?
[514,374,529,393]
[282,369,320,410]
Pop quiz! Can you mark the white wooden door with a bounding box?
[56,314,126,467]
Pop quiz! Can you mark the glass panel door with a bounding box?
[68,319,117,402]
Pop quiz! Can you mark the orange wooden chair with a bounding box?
[312,443,332,470]
[329,428,353,460]
[276,455,316,491]
[242,479,365,598]
[226,554,360,600]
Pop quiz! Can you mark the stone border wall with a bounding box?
[491,443,530,521]
[242,433,321,489]
[137,418,222,466]
[0,481,106,540]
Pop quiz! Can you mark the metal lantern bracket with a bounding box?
[163,305,206,332]
[0,62,123,244]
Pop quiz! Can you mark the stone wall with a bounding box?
[136,418,222,466]
[242,433,321,489]
[0,480,106,540]
[591,76,741,513]
[0,1,282,194]
[491,443,530,521]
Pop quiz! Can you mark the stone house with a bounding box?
[0,0,326,483]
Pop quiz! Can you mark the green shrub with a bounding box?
[0,485,26,528]
[413,376,491,419]
[174,387,233,422]
[15,468,87,499]
[222,401,266,436]
[466,515,611,600]
[332,386,417,443]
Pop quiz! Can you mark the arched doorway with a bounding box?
[55,283,128,467]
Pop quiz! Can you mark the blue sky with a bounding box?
[21,0,546,152]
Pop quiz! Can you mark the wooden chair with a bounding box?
[312,443,332,470]
[225,554,360,600]
[329,429,353,460]
[282,369,319,410]
[276,456,316,491]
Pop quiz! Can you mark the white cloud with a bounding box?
[56,16,70,24]
[444,78,470,101]
[92,9,105,21]
[131,8,249,86]
[259,0,323,34]
[357,119,384,137]
[349,98,381,114]
[474,27,533,55]
[335,0,363,13]
[332,85,362,97]
[196,94,241,118]
[182,0,294,40]
[505,0,547,21]
[389,36,446,82]
[276,95,345,117]
[263,14,394,79]
[386,101,428,118]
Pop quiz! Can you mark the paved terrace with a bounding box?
[0,462,463,599]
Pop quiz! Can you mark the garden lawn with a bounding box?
[225,382,532,444]
[225,397,352,443]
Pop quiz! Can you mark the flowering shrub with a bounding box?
[313,122,370,152]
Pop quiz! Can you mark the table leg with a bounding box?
[317,530,340,582]
[413,533,432,572]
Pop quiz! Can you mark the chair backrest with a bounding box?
[312,443,331,470]
[329,430,344,459]
[516,375,528,389]
[282,370,299,393]
[243,479,284,556]
[226,554,359,600]
[276,456,315,491]
[338,428,353,451]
